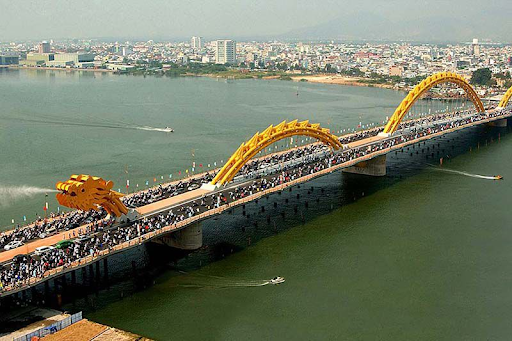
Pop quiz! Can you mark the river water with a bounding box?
[2,69,512,340]
[0,69,404,229]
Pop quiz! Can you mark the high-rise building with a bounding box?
[191,36,203,49]
[215,40,236,64]
[472,38,480,56]
[38,41,51,54]
[112,44,133,56]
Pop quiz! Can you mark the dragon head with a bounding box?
[56,174,128,217]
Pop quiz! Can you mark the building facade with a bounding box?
[0,54,19,65]
[191,36,203,49]
[472,38,480,56]
[53,53,95,67]
[38,41,51,54]
[215,40,236,64]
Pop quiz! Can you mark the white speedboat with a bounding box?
[270,276,285,285]
[162,127,174,133]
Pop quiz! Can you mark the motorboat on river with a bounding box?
[270,276,285,285]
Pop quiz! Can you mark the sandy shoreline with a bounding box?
[290,74,396,89]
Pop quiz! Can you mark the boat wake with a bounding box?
[431,167,498,180]
[173,272,274,289]
[132,126,173,133]
[0,116,173,133]
[177,281,270,289]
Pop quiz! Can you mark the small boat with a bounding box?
[162,127,174,133]
[494,175,503,180]
[270,276,285,285]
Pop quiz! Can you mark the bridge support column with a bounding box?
[157,223,203,250]
[343,154,387,176]
[488,118,507,127]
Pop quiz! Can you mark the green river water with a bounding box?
[1,69,511,340]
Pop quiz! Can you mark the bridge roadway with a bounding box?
[1,108,510,297]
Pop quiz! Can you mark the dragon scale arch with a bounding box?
[383,72,484,134]
[211,120,343,186]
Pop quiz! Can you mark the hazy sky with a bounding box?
[0,0,510,41]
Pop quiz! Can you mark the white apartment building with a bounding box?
[191,36,203,49]
[215,40,236,64]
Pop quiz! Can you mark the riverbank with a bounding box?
[290,74,396,89]
[2,65,403,91]
[7,66,114,73]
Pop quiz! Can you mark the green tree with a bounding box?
[471,68,492,86]
[494,71,511,80]
[325,64,335,73]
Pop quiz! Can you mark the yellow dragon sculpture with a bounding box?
[56,174,129,217]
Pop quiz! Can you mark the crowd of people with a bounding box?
[1,108,510,291]
[0,210,106,251]
[4,110,457,252]
[0,107,503,253]
[122,172,215,208]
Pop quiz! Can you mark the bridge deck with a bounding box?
[0,223,96,264]
[136,188,212,215]
[0,110,510,296]
[347,135,386,148]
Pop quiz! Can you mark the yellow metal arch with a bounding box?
[211,120,343,186]
[383,72,484,134]
[498,85,512,109]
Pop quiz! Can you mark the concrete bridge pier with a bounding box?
[488,118,508,127]
[343,154,387,176]
[103,258,109,285]
[156,223,203,250]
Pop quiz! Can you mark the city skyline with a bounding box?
[1,0,512,42]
